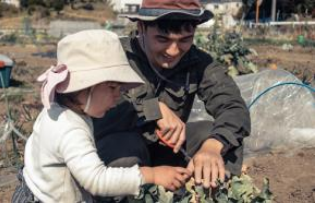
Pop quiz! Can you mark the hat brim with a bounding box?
[120,9,213,24]
[56,65,144,93]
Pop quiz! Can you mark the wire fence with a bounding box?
[242,21,315,46]
[0,19,130,45]
[196,20,315,47]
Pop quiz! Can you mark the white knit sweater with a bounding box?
[23,104,143,203]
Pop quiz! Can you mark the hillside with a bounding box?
[0,2,116,28]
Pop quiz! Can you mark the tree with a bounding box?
[296,0,314,15]
[242,0,256,9]
[20,0,29,8]
[278,0,314,16]
[52,0,64,14]
[240,0,256,19]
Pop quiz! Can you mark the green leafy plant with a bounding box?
[127,174,273,203]
[186,175,273,203]
[195,17,258,77]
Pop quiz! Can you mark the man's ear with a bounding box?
[137,21,145,34]
[137,21,146,50]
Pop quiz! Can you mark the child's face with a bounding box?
[86,82,121,118]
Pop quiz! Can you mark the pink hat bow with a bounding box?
[37,64,69,109]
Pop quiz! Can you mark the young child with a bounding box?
[12,30,191,203]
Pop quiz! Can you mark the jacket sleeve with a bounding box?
[197,62,251,153]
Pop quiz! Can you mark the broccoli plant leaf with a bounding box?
[130,175,273,203]
[195,185,206,201]
[228,66,239,77]
[258,178,273,202]
[230,175,256,202]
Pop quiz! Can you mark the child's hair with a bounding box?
[55,91,86,115]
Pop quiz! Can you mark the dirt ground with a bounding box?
[251,44,315,86]
[245,148,315,203]
[0,43,314,203]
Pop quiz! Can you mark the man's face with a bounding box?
[140,24,195,69]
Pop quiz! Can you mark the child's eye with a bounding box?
[108,84,121,90]
[109,85,118,89]
[107,82,122,90]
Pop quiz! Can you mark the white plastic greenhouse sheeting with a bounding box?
[188,69,315,156]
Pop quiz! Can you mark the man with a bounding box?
[93,0,250,193]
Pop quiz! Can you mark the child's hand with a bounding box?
[154,166,192,191]
[140,166,192,191]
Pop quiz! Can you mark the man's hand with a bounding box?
[156,102,185,153]
[187,138,225,188]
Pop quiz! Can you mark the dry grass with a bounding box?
[0,3,116,28]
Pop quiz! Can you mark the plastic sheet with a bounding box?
[188,69,315,156]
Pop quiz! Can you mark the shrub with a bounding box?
[0,2,19,18]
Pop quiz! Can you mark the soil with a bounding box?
[250,44,315,86]
[0,42,314,203]
[244,148,315,203]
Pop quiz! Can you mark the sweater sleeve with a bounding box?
[57,128,143,196]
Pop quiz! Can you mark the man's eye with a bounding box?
[180,37,193,43]
[156,37,168,42]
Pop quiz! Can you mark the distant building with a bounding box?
[202,0,243,16]
[1,0,20,7]
[109,0,142,14]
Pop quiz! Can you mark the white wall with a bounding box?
[1,0,20,7]
[109,0,142,13]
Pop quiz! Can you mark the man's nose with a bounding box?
[166,42,180,57]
